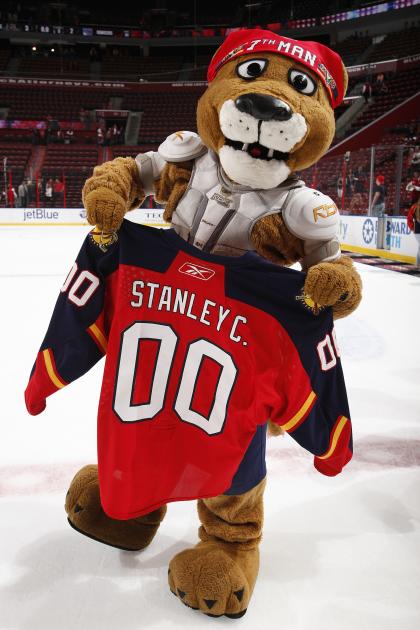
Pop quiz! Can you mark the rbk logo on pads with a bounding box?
[178,262,215,280]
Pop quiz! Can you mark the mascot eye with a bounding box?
[288,69,317,95]
[236,59,268,80]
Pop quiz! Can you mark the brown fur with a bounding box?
[154,160,193,223]
[304,254,363,319]
[251,213,305,265]
[197,54,344,173]
[83,157,145,231]
[65,465,167,551]
[72,45,359,618]
[168,478,265,616]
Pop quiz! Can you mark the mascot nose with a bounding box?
[235,93,292,121]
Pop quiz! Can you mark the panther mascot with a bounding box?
[64,29,362,618]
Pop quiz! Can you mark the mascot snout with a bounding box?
[219,93,308,189]
[235,93,292,120]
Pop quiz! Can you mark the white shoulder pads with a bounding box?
[282,187,339,241]
[158,131,206,163]
[135,151,166,196]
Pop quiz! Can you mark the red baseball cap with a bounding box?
[207,28,346,108]
[376,175,385,184]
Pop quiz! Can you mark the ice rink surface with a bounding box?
[1,226,419,630]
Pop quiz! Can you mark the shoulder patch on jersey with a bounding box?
[158,131,207,163]
[296,290,325,315]
[89,229,118,252]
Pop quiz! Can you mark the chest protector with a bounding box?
[170,150,340,266]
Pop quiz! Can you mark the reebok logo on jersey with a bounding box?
[178,262,215,280]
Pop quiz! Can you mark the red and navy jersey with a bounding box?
[25,221,352,519]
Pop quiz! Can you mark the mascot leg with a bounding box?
[65,465,166,551]
[168,478,265,618]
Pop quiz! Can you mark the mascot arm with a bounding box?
[82,131,202,231]
[280,187,362,318]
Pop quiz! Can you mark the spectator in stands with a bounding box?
[53,178,64,205]
[406,171,420,206]
[352,166,366,193]
[7,185,17,208]
[410,146,420,172]
[111,123,119,145]
[37,177,44,202]
[96,127,104,146]
[374,73,388,95]
[45,178,53,205]
[336,176,343,199]
[407,201,420,268]
[64,128,74,144]
[345,172,352,197]
[26,178,36,204]
[17,180,28,208]
[362,81,372,103]
[370,175,387,216]
[105,127,113,146]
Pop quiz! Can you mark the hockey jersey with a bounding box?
[25,221,352,520]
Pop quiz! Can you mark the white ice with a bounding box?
[0,226,419,630]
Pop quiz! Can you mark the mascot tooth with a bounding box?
[58,29,362,618]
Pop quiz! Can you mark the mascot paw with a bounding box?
[168,541,257,618]
[304,255,362,319]
[65,465,166,551]
[82,156,144,231]
[83,187,127,232]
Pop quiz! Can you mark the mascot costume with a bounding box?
[25,30,362,619]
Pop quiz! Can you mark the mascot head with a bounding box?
[197,29,348,189]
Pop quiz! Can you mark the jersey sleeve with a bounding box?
[24,232,118,416]
[269,310,352,477]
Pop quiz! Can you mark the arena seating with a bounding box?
[17,55,90,79]
[0,144,31,187]
[333,35,372,66]
[348,67,420,135]
[187,56,212,81]
[40,145,100,207]
[300,117,418,215]
[366,26,420,63]
[101,53,183,82]
[0,13,419,214]
[0,49,11,72]
[110,146,158,159]
[123,89,205,143]
[0,85,114,120]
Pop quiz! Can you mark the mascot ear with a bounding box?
[341,61,349,98]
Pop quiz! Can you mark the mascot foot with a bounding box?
[65,465,167,551]
[168,541,257,618]
[168,478,266,618]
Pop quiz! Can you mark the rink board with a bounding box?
[0,208,417,263]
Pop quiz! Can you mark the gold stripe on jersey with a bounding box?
[43,349,66,389]
[88,323,108,354]
[282,390,316,432]
[317,415,348,460]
